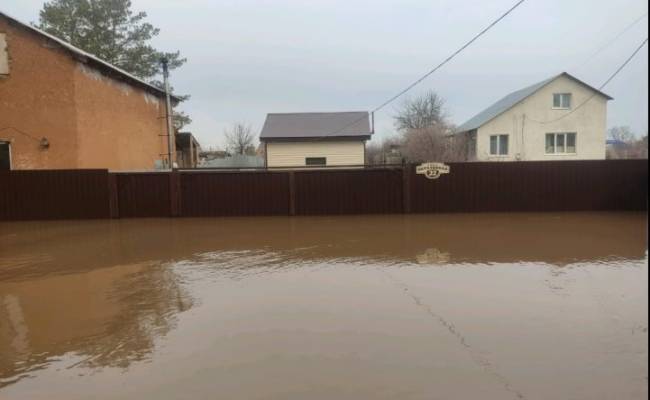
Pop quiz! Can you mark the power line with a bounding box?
[313,0,528,140]
[372,0,526,113]
[571,12,648,72]
[530,37,648,125]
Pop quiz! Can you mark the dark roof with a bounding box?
[260,112,372,140]
[175,132,200,149]
[457,72,613,132]
[0,10,181,102]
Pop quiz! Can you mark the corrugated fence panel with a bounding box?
[409,160,648,213]
[295,168,403,215]
[0,169,110,220]
[180,171,290,216]
[0,160,646,221]
[115,173,171,217]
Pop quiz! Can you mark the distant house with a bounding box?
[0,11,182,171]
[201,154,264,168]
[456,72,612,161]
[175,132,201,168]
[259,112,373,167]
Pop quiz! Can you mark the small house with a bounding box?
[175,132,201,168]
[259,112,373,167]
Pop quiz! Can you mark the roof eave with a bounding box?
[260,135,371,142]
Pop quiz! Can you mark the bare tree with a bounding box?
[607,126,648,159]
[391,90,468,162]
[608,126,636,143]
[365,141,383,165]
[394,91,447,132]
[224,123,255,155]
[365,136,403,165]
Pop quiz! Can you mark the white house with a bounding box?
[457,72,612,161]
[260,112,372,167]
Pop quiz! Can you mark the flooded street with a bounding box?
[0,212,647,400]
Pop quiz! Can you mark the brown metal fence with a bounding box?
[0,160,647,221]
[294,168,403,215]
[180,171,290,216]
[0,169,110,220]
[408,160,648,213]
[114,172,172,218]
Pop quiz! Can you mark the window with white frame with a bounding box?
[489,134,509,156]
[553,93,572,109]
[545,133,576,154]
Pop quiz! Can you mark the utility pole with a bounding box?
[161,58,174,169]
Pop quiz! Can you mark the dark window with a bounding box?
[305,157,326,166]
[0,142,10,170]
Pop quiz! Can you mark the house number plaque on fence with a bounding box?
[416,162,450,180]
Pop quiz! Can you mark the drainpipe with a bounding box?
[161,58,174,169]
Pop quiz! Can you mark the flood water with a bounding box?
[0,212,647,400]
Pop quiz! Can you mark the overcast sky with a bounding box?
[5,0,649,148]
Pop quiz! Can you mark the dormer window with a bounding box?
[553,93,572,109]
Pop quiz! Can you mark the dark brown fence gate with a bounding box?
[407,160,648,213]
[0,160,647,221]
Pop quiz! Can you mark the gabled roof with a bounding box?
[260,112,372,140]
[457,72,613,132]
[0,10,180,102]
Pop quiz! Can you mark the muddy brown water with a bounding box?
[0,212,647,400]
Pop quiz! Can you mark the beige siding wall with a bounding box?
[475,75,608,161]
[266,141,365,167]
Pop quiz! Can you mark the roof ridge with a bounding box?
[266,111,368,115]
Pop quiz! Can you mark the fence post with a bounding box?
[108,173,119,218]
[288,171,296,216]
[402,165,411,214]
[169,170,181,217]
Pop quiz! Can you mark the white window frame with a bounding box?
[545,132,577,155]
[489,134,509,156]
[552,93,572,110]
[0,140,11,170]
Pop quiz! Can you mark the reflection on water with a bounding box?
[0,212,647,399]
[1,213,646,281]
[0,261,192,387]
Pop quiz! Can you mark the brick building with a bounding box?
[0,10,181,171]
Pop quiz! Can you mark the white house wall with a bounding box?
[476,75,608,161]
[266,141,365,167]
